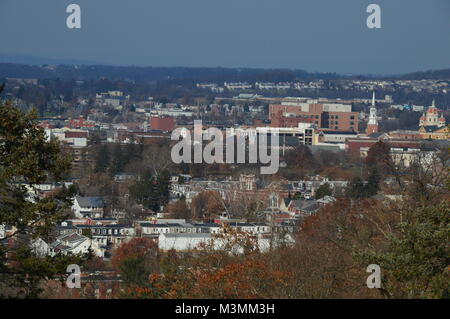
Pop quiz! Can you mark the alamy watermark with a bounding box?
[66,264,81,288]
[171,121,280,174]
[66,4,81,29]
[65,4,381,30]
[367,4,382,29]
[366,264,381,289]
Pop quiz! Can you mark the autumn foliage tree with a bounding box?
[191,190,224,220]
[365,140,391,171]
[121,240,293,299]
[111,238,159,289]
[165,198,191,219]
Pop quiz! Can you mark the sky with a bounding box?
[0,0,449,75]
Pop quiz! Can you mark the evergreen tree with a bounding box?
[124,138,140,165]
[293,192,302,200]
[365,168,380,197]
[358,199,450,298]
[94,144,110,173]
[157,170,171,207]
[148,179,161,212]
[110,143,125,175]
[315,183,332,199]
[347,177,366,199]
[129,170,172,212]
[0,86,84,297]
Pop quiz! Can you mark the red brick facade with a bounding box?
[150,116,175,132]
[269,104,358,131]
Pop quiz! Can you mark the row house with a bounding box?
[139,222,201,238]
[158,232,283,253]
[223,222,271,235]
[137,221,263,238]
[76,224,135,248]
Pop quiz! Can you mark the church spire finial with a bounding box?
[372,91,376,107]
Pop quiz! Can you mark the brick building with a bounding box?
[150,116,175,132]
[269,101,358,132]
[68,116,95,129]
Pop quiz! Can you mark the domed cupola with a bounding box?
[427,100,438,114]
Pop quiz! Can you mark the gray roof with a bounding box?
[141,222,195,228]
[289,200,320,213]
[320,130,357,135]
[161,233,212,239]
[194,223,221,228]
[75,196,104,208]
[76,224,131,229]
[317,196,336,204]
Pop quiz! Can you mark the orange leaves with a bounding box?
[184,256,292,299]
[121,251,293,299]
[111,237,158,272]
[191,190,224,220]
[165,199,190,219]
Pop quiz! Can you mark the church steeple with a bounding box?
[366,91,379,134]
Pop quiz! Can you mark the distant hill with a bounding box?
[0,61,344,83]
[0,59,448,83]
[0,54,100,67]
[393,69,450,80]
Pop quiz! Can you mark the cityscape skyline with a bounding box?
[0,0,449,303]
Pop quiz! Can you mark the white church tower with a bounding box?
[366,91,379,134]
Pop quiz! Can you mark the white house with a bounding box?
[158,232,283,253]
[32,233,104,257]
[72,196,105,218]
[158,233,212,251]
[31,238,51,257]
[225,222,271,235]
[140,222,199,238]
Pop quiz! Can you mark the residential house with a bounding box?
[33,233,104,257]
[288,200,320,217]
[75,224,135,248]
[158,233,212,251]
[72,196,105,218]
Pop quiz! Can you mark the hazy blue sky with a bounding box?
[0,0,449,74]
